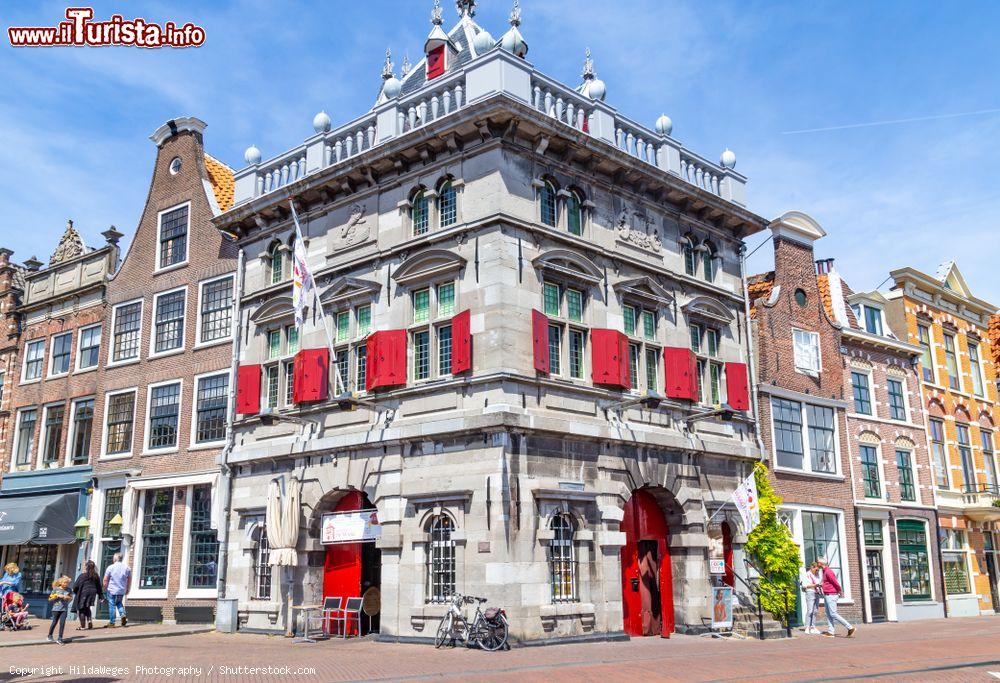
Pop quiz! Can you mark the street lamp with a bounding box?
[602,391,665,418]
[106,513,123,538]
[684,403,738,428]
[74,516,91,542]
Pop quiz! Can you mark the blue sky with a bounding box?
[3,0,999,303]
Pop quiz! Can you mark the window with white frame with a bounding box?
[968,341,985,397]
[771,397,837,474]
[411,283,456,382]
[77,324,101,370]
[22,339,44,381]
[851,370,872,415]
[153,289,186,354]
[929,418,949,489]
[199,275,234,344]
[940,529,971,594]
[410,187,429,236]
[111,301,142,363]
[792,329,820,375]
[690,324,723,404]
[14,407,37,468]
[437,178,457,228]
[897,449,916,502]
[542,281,587,380]
[887,378,907,421]
[549,514,577,603]
[157,204,189,270]
[186,486,218,589]
[917,324,934,383]
[566,190,584,236]
[194,374,229,444]
[801,510,845,588]
[624,303,659,394]
[426,514,455,603]
[251,524,271,600]
[942,333,960,390]
[267,242,288,285]
[851,303,884,335]
[330,303,373,393]
[147,382,181,451]
[104,390,136,456]
[538,179,557,228]
[41,403,65,467]
[70,398,94,465]
[139,489,173,589]
[49,332,72,376]
[956,424,975,492]
[263,325,298,409]
[983,431,998,491]
[860,444,881,498]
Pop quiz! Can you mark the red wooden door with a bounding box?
[323,491,365,635]
[722,522,735,588]
[620,489,674,637]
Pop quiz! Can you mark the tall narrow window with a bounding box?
[105,392,135,455]
[50,333,72,376]
[356,305,372,338]
[77,325,102,370]
[772,398,803,470]
[956,424,975,492]
[702,246,716,283]
[412,190,429,236]
[807,405,836,474]
[569,330,585,380]
[71,398,94,465]
[335,311,350,343]
[265,365,279,408]
[645,348,658,392]
[941,530,970,594]
[793,329,820,374]
[623,305,636,336]
[943,333,959,390]
[437,180,456,228]
[187,486,219,589]
[709,363,722,404]
[539,181,557,227]
[917,324,934,383]
[42,404,65,466]
[413,289,430,324]
[15,408,37,467]
[112,302,142,362]
[437,325,452,377]
[437,283,455,318]
[140,489,173,589]
[968,342,985,397]
[154,290,186,353]
[683,243,696,276]
[801,511,844,586]
[355,346,367,391]
[426,515,455,603]
[897,450,916,501]
[887,378,906,421]
[200,276,234,343]
[566,192,583,236]
[269,246,284,285]
[158,204,189,269]
[642,311,656,341]
[23,340,45,381]
[252,526,271,600]
[851,371,872,414]
[99,488,125,573]
[549,514,577,602]
[897,521,931,601]
[861,445,881,498]
[929,418,948,489]
[414,330,430,380]
[195,374,229,444]
[543,282,561,318]
[148,383,181,450]
[565,289,583,323]
[983,431,997,491]
[547,325,562,376]
[628,343,640,389]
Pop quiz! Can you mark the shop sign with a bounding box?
[321,510,381,544]
[708,522,725,575]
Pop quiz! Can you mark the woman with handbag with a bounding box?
[71,561,103,630]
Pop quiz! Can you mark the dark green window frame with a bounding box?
[897,520,932,601]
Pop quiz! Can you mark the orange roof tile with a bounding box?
[816,273,834,320]
[204,154,234,213]
[989,314,1000,367]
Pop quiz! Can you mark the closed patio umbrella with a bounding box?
[266,477,301,636]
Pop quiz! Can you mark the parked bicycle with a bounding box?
[434,593,508,651]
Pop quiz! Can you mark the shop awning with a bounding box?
[0,492,79,545]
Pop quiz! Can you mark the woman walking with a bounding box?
[800,561,823,634]
[47,576,73,645]
[72,561,103,630]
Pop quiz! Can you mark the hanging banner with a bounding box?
[732,472,760,533]
[321,510,382,544]
[711,586,733,629]
[708,522,726,575]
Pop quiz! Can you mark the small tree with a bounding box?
[744,461,801,621]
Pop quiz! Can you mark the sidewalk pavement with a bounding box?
[0,617,212,647]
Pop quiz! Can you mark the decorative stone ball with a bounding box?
[312,111,332,134]
[244,144,262,165]
[655,114,673,136]
[588,78,607,101]
[473,30,494,54]
[382,76,402,99]
[720,148,736,169]
[500,29,525,56]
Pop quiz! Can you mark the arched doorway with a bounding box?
[323,491,381,635]
[722,521,735,588]
[620,489,674,637]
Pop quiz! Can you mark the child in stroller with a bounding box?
[1,591,29,630]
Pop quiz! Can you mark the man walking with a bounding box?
[102,553,131,628]
[818,559,856,638]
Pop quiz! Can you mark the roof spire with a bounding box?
[456,0,476,17]
[402,53,412,75]
[431,0,443,25]
[581,47,595,80]
[509,0,522,26]
[49,219,85,265]
[382,47,395,81]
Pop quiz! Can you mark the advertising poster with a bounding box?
[711,586,734,630]
[321,510,382,544]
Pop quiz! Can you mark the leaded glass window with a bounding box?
[252,526,271,600]
[861,444,881,498]
[437,283,455,318]
[414,330,430,380]
[200,276,233,343]
[569,330,585,380]
[549,514,577,602]
[437,325,452,376]
[106,392,135,455]
[195,374,228,443]
[154,290,186,353]
[426,515,455,603]
[412,190,429,235]
[148,383,180,450]
[548,325,562,375]
[772,398,803,469]
[437,181,456,228]
[71,398,94,464]
[187,486,219,589]
[539,181,557,227]
[140,489,172,589]
[159,205,188,268]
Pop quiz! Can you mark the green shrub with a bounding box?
[744,461,801,620]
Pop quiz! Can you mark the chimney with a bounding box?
[767,210,826,283]
[815,258,835,275]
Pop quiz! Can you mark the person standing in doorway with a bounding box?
[818,559,856,638]
[102,553,131,628]
[47,576,73,644]
[72,561,104,630]
[800,561,823,634]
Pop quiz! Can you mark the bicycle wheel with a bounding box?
[477,614,508,651]
[434,613,452,649]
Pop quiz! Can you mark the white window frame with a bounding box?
[409,280,458,384]
[154,200,192,274]
[176,484,219,599]
[894,447,921,505]
[194,273,236,350]
[770,397,843,478]
[11,406,38,471]
[189,370,231,450]
[47,331,73,378]
[143,378,184,455]
[885,375,910,423]
[66,396,96,468]
[100,387,139,460]
[853,303,885,336]
[927,417,952,491]
[38,401,67,470]
[779,503,854,604]
[129,487,174,600]
[792,328,821,376]
[21,339,45,383]
[916,323,937,385]
[859,441,887,501]
[967,341,986,398]
[858,514,898,623]
[939,528,974,596]
[107,298,145,367]
[941,332,962,392]
[0,370,5,408]
[149,285,188,359]
[75,323,102,372]
[849,367,876,418]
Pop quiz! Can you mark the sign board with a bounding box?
[711,586,733,630]
[708,522,725,575]
[321,510,382,545]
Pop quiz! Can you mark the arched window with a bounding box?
[549,514,576,602]
[412,188,429,236]
[703,243,717,283]
[437,179,457,228]
[251,525,271,600]
[267,243,284,286]
[683,242,697,277]
[539,180,557,227]
[426,514,455,603]
[566,191,583,236]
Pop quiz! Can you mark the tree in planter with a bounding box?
[744,461,801,621]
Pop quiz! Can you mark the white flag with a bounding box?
[290,203,315,329]
[732,472,760,533]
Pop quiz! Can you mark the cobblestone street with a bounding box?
[2,616,998,682]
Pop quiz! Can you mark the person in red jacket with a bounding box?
[818,559,856,637]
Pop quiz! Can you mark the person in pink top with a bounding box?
[818,559,856,637]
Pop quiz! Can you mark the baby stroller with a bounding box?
[1,592,30,631]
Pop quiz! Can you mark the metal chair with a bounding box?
[320,596,343,637]
[333,597,363,639]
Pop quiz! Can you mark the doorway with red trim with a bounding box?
[323,490,381,635]
[620,488,675,637]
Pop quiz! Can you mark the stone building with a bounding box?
[817,259,944,623]
[0,249,24,474]
[0,222,119,616]
[86,117,237,624]
[215,2,766,643]
[886,262,1000,616]
[748,213,864,626]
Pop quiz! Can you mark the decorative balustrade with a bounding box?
[530,76,592,133]
[612,117,659,166]
[398,74,466,133]
[679,150,723,196]
[256,146,307,196]
[322,114,378,167]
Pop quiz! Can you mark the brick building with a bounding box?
[886,262,1000,616]
[87,117,237,624]
[214,3,767,643]
[0,221,119,616]
[0,249,24,470]
[748,212,864,626]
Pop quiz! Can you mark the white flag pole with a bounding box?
[289,201,347,396]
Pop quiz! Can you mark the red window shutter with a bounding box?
[663,347,698,401]
[427,45,445,80]
[725,362,750,411]
[293,348,329,403]
[531,310,550,374]
[591,329,630,389]
[367,330,407,391]
[236,364,261,415]
[451,309,472,374]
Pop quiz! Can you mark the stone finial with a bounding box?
[431,0,443,25]
[382,48,395,80]
[402,54,412,76]
[509,0,522,26]
[24,255,42,271]
[102,226,124,245]
[582,47,595,80]
[456,0,476,17]
[49,219,85,265]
